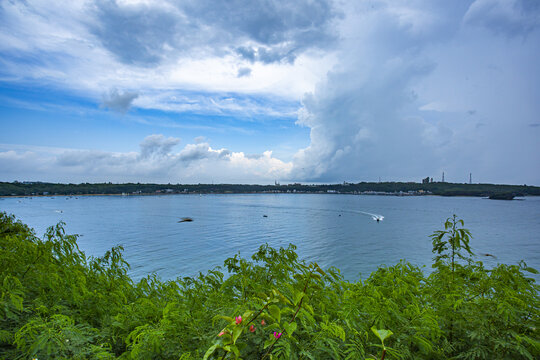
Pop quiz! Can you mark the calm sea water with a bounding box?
[1,194,539,281]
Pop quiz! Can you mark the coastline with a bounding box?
[1,181,539,198]
[1,192,537,199]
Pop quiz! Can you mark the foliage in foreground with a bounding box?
[0,212,539,359]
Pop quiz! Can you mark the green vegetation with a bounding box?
[1,180,539,197]
[1,212,539,359]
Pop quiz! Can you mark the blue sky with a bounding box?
[1,0,539,184]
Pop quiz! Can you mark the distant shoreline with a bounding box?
[1,180,539,198]
[1,193,536,200]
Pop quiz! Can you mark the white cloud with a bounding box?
[0,0,340,115]
[0,135,292,184]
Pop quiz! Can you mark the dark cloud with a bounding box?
[236,46,256,62]
[178,143,230,162]
[88,0,340,66]
[236,46,297,64]
[182,0,338,45]
[465,0,540,37]
[291,0,540,184]
[293,57,436,182]
[257,46,296,64]
[89,1,188,66]
[291,1,459,182]
[101,89,139,113]
[529,123,540,128]
[140,134,180,159]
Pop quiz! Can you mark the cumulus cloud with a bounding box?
[290,0,540,184]
[291,3,441,181]
[101,89,139,113]
[0,136,292,184]
[178,142,230,162]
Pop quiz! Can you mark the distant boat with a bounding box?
[178,217,193,223]
[263,215,268,218]
[488,193,515,200]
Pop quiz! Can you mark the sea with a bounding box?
[1,194,539,282]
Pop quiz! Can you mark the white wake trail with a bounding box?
[339,209,384,221]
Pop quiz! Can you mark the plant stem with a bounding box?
[247,303,269,326]
[262,268,314,359]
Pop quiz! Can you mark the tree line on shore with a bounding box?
[1,181,539,197]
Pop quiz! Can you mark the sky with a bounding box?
[1,0,539,185]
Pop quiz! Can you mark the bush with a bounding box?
[0,212,538,359]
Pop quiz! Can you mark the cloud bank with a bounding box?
[290,0,540,184]
[0,135,292,184]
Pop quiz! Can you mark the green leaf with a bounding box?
[232,326,243,344]
[293,291,305,306]
[203,344,219,360]
[264,338,274,349]
[242,310,254,320]
[269,305,281,324]
[413,335,433,354]
[371,327,393,343]
[284,321,297,337]
[230,344,240,358]
[315,263,326,276]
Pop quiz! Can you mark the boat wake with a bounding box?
[236,203,384,222]
[327,208,384,221]
[351,210,384,221]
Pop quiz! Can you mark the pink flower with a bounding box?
[249,325,256,333]
[218,331,225,337]
[273,332,282,339]
[235,316,242,325]
[261,319,266,326]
